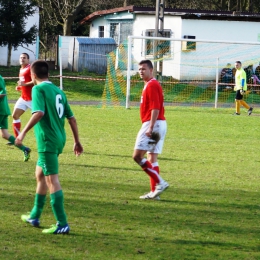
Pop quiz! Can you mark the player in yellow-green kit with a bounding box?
[16,60,83,234]
[233,61,253,116]
[0,75,31,161]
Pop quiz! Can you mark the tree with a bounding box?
[37,0,89,36]
[0,0,38,67]
[37,0,260,40]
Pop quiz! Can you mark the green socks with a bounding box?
[50,190,67,226]
[29,191,67,226]
[8,136,26,151]
[30,193,46,219]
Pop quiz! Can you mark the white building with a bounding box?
[81,6,260,80]
[0,7,39,66]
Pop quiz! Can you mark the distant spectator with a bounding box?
[246,64,260,85]
[255,63,260,78]
[220,63,233,90]
[244,65,253,84]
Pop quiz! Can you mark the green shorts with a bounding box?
[37,152,59,176]
[0,115,8,129]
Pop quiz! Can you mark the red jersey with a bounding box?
[140,78,166,123]
[19,64,33,101]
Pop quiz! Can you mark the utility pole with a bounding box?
[153,0,165,80]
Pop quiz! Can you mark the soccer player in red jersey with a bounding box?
[9,53,34,143]
[133,60,169,200]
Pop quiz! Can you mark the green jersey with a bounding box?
[32,81,74,154]
[0,75,11,116]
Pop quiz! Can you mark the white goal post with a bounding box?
[126,36,260,109]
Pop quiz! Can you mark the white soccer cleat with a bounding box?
[151,180,169,198]
[139,191,160,200]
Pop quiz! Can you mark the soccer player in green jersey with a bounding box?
[0,75,31,161]
[16,60,83,234]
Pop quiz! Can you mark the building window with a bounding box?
[109,20,133,44]
[99,26,104,37]
[110,23,119,43]
[145,29,172,56]
[120,22,132,44]
[182,35,196,51]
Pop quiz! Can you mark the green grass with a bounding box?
[3,65,260,106]
[1,66,105,101]
[1,105,260,259]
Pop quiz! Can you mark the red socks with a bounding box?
[12,121,21,137]
[150,165,160,192]
[140,160,160,185]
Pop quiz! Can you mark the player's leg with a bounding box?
[42,153,69,234]
[147,153,159,192]
[31,166,47,217]
[0,115,31,161]
[12,98,31,138]
[21,165,47,227]
[2,128,23,149]
[240,99,250,109]
[134,121,168,199]
[239,96,253,115]
[47,175,68,224]
[146,120,167,192]
[2,131,31,161]
[240,99,253,114]
[134,149,163,199]
[239,95,253,115]
[235,99,241,114]
[133,150,161,184]
[234,91,241,115]
[12,108,24,137]
[148,120,169,198]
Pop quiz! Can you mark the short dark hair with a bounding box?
[21,53,29,59]
[235,61,242,65]
[31,60,49,79]
[139,60,153,69]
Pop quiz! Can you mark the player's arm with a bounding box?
[241,78,245,89]
[18,80,34,87]
[0,94,6,98]
[240,71,246,91]
[15,111,44,145]
[67,116,83,156]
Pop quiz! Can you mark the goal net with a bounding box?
[102,36,260,108]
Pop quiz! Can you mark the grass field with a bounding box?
[3,65,260,107]
[1,104,260,259]
[1,66,105,102]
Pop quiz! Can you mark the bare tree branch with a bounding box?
[37,0,88,35]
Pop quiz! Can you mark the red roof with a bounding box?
[80,6,134,24]
[80,5,260,24]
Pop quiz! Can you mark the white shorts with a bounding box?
[134,120,167,154]
[14,97,32,111]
